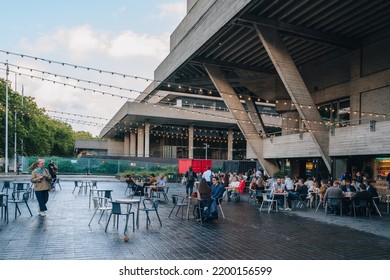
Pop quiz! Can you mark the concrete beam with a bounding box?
[255,25,331,172]
[204,64,279,176]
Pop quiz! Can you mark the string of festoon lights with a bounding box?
[1,51,389,137]
[2,55,389,124]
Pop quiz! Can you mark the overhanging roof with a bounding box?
[144,0,390,101]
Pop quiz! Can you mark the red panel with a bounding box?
[178,159,193,174]
[200,160,212,173]
[191,160,203,173]
[178,159,213,174]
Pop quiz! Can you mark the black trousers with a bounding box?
[35,190,49,212]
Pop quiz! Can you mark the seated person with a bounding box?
[308,181,320,208]
[323,181,344,214]
[352,183,372,215]
[212,176,225,201]
[287,179,308,210]
[341,180,357,193]
[227,175,240,201]
[196,178,212,200]
[125,175,143,196]
[269,177,286,209]
[147,174,164,198]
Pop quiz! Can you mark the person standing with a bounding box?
[47,160,58,190]
[30,159,51,217]
[202,166,214,186]
[185,166,197,197]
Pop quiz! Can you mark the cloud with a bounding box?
[156,2,186,20]
[18,25,170,61]
[108,30,170,60]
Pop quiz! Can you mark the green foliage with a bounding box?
[0,79,89,157]
[273,170,286,179]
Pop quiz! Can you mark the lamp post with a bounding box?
[203,143,209,160]
[4,61,9,173]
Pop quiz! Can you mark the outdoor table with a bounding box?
[272,192,288,210]
[115,198,141,229]
[12,181,31,191]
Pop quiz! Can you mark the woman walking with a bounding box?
[30,159,51,216]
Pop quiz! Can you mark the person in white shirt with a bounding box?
[284,175,294,191]
[202,166,214,186]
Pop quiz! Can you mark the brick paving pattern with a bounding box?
[1,178,390,260]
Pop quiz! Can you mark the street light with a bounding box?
[203,143,209,159]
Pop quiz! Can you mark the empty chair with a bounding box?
[139,199,162,229]
[8,190,33,219]
[154,186,170,202]
[105,202,134,235]
[259,193,278,213]
[52,178,62,190]
[168,195,188,219]
[1,181,13,195]
[88,197,112,226]
[72,181,83,194]
[0,193,9,224]
[371,196,382,218]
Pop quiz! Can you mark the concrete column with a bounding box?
[255,25,331,172]
[124,133,130,156]
[130,132,136,157]
[137,125,144,157]
[188,125,194,159]
[281,111,300,136]
[145,122,150,157]
[350,49,362,125]
[227,130,233,160]
[205,65,279,176]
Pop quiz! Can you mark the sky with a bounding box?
[0,0,187,136]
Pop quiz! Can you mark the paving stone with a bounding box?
[1,178,390,260]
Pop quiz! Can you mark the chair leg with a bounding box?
[175,205,182,216]
[155,211,162,226]
[97,210,106,224]
[168,205,176,218]
[105,213,112,232]
[25,201,33,217]
[124,215,129,235]
[219,204,225,218]
[88,209,98,226]
[131,213,135,232]
[145,211,150,229]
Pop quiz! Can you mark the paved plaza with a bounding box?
[1,176,390,260]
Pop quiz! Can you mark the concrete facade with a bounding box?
[89,0,390,178]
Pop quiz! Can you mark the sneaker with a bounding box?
[38,211,46,217]
[285,208,292,211]
[279,207,284,211]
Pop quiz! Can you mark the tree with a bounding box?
[1,78,93,157]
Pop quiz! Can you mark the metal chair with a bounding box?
[0,193,9,224]
[325,198,342,217]
[371,196,382,218]
[155,186,170,202]
[140,199,162,229]
[259,193,278,213]
[8,190,33,219]
[105,201,134,235]
[88,197,112,226]
[168,195,188,219]
[1,181,13,195]
[217,191,227,218]
[52,178,62,190]
[353,199,371,218]
[72,181,83,194]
